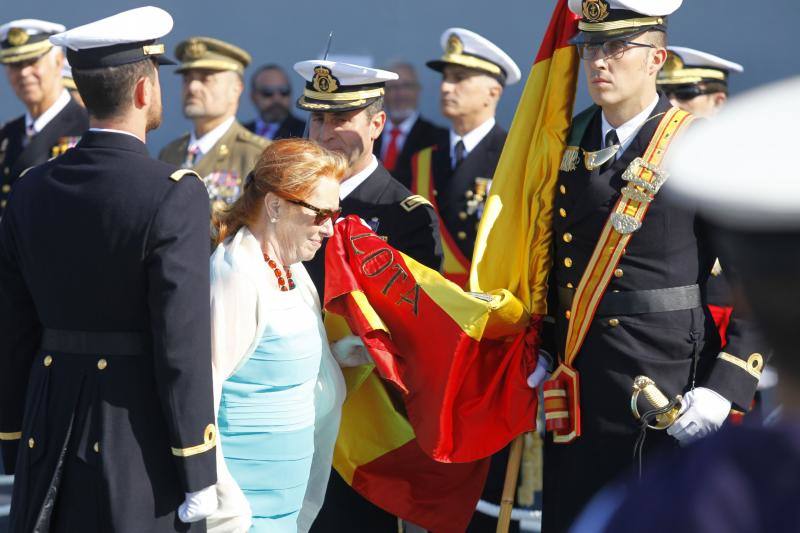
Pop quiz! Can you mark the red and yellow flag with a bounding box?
[471,0,580,314]
[325,216,540,531]
[324,2,580,529]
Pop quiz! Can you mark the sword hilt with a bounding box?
[631,375,682,430]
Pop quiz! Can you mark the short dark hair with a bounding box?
[72,58,156,119]
[364,96,384,119]
[250,63,291,90]
[645,29,667,48]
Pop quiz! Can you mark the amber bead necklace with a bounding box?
[263,252,295,291]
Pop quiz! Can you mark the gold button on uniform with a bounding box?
[433,189,438,196]
[614,268,623,278]
[563,257,573,268]
[457,231,467,241]
[559,208,567,218]
[1,184,9,193]
[559,184,566,195]
[566,282,574,289]
[93,441,100,453]
[43,355,53,367]
[563,232,573,243]
[28,437,35,449]
[465,190,474,199]
[97,358,108,370]
[1,200,6,208]
[608,318,620,327]
[565,310,571,319]
[458,211,468,221]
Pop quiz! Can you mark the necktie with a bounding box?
[23,122,35,148]
[183,145,200,169]
[454,139,466,168]
[601,129,619,172]
[383,127,401,172]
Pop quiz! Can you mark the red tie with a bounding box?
[383,127,401,172]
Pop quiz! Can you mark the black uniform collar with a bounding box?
[78,129,149,155]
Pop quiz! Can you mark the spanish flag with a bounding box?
[470,0,580,312]
[325,217,539,531]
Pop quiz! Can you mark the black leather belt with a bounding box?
[41,329,148,356]
[558,284,701,317]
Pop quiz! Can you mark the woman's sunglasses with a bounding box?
[286,198,342,225]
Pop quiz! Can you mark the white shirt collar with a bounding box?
[381,111,419,159]
[601,95,659,155]
[339,155,378,200]
[189,116,236,157]
[25,89,71,134]
[449,117,496,163]
[388,111,419,136]
[88,127,145,143]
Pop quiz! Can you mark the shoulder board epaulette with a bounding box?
[400,194,432,212]
[237,128,269,148]
[170,169,202,182]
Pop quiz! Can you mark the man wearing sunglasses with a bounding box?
[294,59,442,533]
[541,1,765,531]
[159,37,268,214]
[244,64,305,140]
[658,47,743,120]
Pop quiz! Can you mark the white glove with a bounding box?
[666,387,731,445]
[330,335,373,368]
[178,484,218,523]
[526,350,553,389]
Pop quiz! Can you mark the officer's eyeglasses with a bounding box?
[577,40,656,61]
[665,85,716,101]
[256,86,291,98]
[286,198,342,226]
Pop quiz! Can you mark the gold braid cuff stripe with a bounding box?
[0,431,22,441]
[718,352,764,379]
[171,424,216,457]
[579,17,663,32]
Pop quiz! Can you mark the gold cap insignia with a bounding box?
[446,34,464,55]
[184,39,207,60]
[663,51,684,72]
[7,28,29,47]
[582,0,610,22]
[312,66,339,93]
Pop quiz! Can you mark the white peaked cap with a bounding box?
[666,76,800,228]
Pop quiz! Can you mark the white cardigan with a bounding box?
[207,226,346,533]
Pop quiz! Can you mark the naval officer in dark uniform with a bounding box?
[293,59,442,296]
[292,58,442,532]
[573,76,797,533]
[0,18,88,216]
[542,1,765,531]
[0,7,217,532]
[411,27,521,288]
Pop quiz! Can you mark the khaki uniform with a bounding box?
[159,120,268,212]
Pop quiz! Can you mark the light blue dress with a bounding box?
[218,288,323,532]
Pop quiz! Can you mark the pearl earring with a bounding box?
[270,217,277,223]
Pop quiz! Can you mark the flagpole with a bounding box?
[496,434,524,533]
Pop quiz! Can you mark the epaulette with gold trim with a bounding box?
[237,128,269,148]
[400,194,432,212]
[169,169,202,182]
